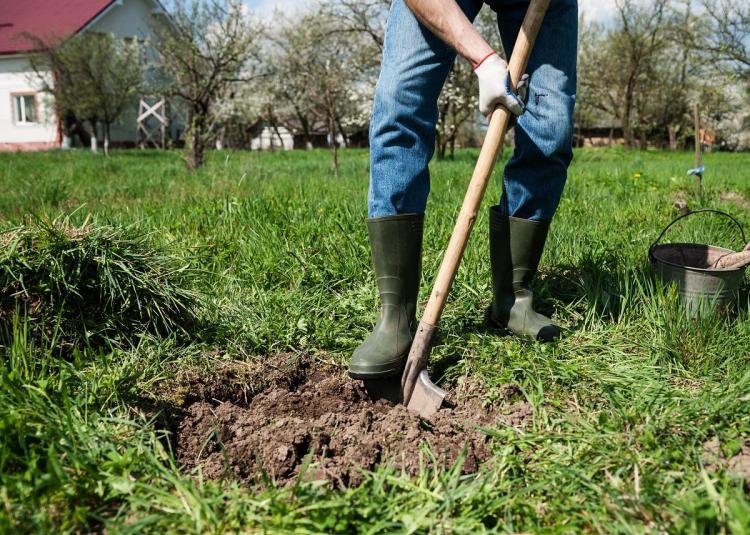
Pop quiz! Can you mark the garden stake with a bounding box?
[399,0,551,418]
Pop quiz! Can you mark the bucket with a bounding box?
[649,209,748,317]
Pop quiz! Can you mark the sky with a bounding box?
[245,0,620,22]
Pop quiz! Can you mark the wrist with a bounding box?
[472,51,497,70]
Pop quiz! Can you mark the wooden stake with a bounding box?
[694,102,702,196]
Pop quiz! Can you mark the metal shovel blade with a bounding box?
[406,369,446,418]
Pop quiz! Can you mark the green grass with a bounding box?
[2,146,750,532]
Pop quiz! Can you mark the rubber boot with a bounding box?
[348,214,423,379]
[488,206,560,342]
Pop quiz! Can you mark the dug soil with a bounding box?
[175,353,532,488]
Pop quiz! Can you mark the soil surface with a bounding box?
[703,437,750,479]
[175,353,532,487]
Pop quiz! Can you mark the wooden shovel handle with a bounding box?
[401,0,551,402]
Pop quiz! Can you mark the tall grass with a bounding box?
[0,147,749,531]
[1,214,199,348]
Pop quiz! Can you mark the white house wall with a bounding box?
[0,0,166,151]
[250,127,294,151]
[89,0,158,39]
[0,55,58,150]
[88,0,160,143]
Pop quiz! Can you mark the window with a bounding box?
[12,94,37,124]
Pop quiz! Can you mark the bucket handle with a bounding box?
[649,209,747,258]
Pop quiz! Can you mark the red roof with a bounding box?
[0,0,115,55]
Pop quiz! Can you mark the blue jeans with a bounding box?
[368,0,577,222]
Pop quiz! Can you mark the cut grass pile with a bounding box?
[0,215,198,347]
[0,147,750,532]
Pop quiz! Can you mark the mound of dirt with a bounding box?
[176,354,532,488]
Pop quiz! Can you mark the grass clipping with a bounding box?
[0,217,199,346]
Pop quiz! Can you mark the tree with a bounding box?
[151,0,262,170]
[576,0,708,149]
[27,33,143,155]
[436,61,477,159]
[265,11,371,170]
[702,0,750,81]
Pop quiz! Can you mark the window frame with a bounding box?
[10,92,39,125]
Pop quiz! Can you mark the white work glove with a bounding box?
[473,52,529,117]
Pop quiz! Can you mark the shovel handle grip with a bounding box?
[401,0,551,404]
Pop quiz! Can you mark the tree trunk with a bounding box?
[292,105,313,149]
[271,121,285,149]
[185,111,206,171]
[215,126,225,150]
[436,128,446,160]
[329,113,338,172]
[325,89,338,172]
[667,125,679,150]
[334,112,349,148]
[622,72,636,149]
[449,134,457,159]
[89,119,98,153]
[103,122,111,157]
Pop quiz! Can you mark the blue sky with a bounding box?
[244,0,618,21]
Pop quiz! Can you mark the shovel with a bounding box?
[399,0,552,418]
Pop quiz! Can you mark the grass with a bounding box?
[1,146,750,532]
[0,215,199,348]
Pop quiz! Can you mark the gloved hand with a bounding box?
[473,52,529,117]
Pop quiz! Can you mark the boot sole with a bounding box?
[347,361,404,380]
[486,307,561,342]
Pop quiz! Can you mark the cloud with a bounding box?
[245,0,620,23]
[244,0,310,19]
[578,0,618,22]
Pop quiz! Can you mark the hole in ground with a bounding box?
[173,353,533,488]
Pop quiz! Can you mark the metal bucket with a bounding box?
[649,209,748,317]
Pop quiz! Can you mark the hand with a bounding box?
[473,53,529,117]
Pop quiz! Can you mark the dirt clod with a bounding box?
[176,354,531,487]
[702,437,750,479]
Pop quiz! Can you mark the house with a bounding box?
[246,121,294,151]
[0,0,169,151]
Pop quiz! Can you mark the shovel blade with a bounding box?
[406,369,446,418]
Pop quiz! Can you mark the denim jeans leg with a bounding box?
[495,0,578,222]
[368,0,483,218]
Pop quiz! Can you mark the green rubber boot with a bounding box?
[348,214,423,379]
[488,206,560,342]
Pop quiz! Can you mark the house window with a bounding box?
[12,94,37,124]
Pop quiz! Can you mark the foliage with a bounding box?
[26,32,143,154]
[577,0,749,150]
[262,8,376,169]
[1,148,750,530]
[0,216,199,347]
[702,0,750,81]
[150,0,262,170]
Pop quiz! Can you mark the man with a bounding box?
[349,0,577,379]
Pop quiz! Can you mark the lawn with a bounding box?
[1,146,750,532]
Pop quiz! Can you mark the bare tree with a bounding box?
[323,0,390,53]
[151,0,262,170]
[702,0,750,81]
[436,61,477,159]
[27,33,143,155]
[266,11,371,170]
[577,0,672,148]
